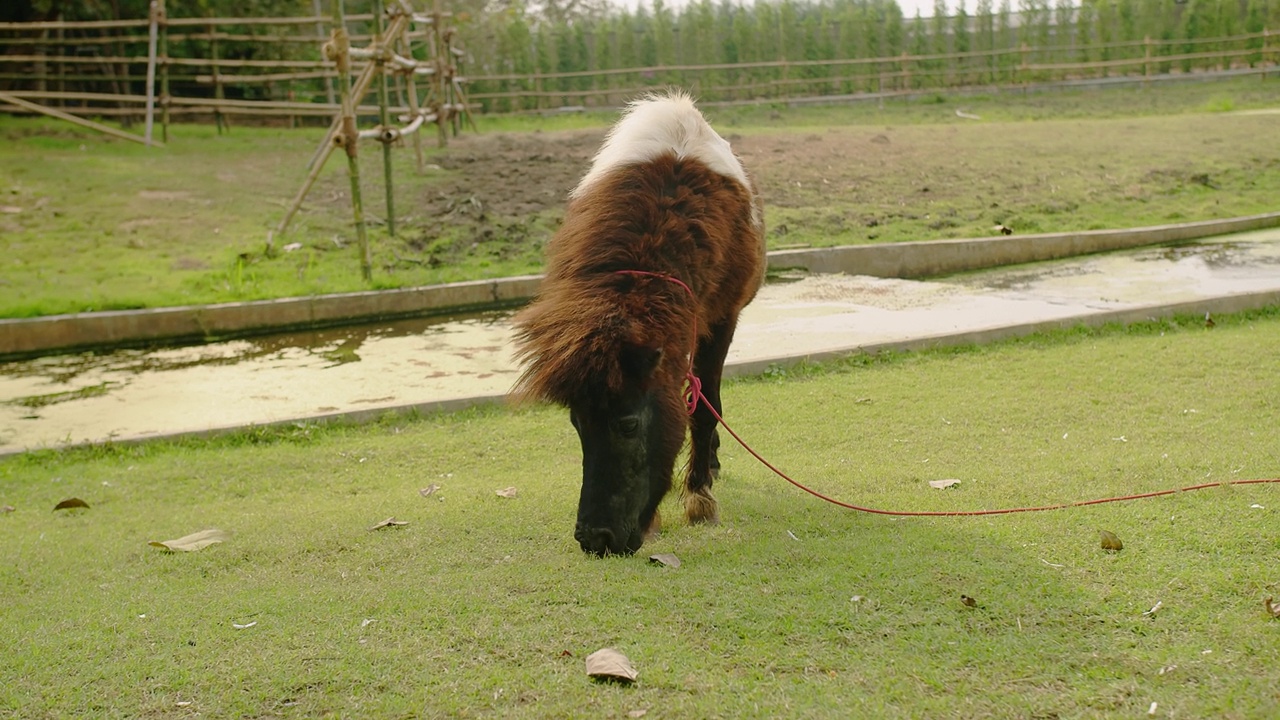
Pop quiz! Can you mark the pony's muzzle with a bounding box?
[575,523,634,556]
[575,524,615,556]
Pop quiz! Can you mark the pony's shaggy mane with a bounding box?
[512,93,764,412]
[511,272,691,407]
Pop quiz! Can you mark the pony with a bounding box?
[511,91,766,556]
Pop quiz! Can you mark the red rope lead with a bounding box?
[701,399,1280,516]
[616,269,1280,515]
[614,270,703,416]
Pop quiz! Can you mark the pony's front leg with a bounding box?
[684,319,736,525]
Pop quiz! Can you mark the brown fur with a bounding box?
[512,152,765,406]
[683,490,719,525]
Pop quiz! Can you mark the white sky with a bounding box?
[604,0,957,18]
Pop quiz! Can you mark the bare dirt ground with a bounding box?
[419,127,853,224]
[411,109,1280,264]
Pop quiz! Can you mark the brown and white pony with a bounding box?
[512,91,765,556]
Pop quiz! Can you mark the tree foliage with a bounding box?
[5,0,1269,111]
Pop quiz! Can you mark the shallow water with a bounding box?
[0,311,517,451]
[3,230,1279,453]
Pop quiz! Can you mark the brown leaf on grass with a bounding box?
[960,594,978,608]
[368,517,409,530]
[1265,597,1280,619]
[419,484,441,497]
[148,528,229,552]
[1099,529,1124,551]
[648,553,681,569]
[495,487,518,498]
[928,479,962,490]
[1,505,15,514]
[585,648,638,683]
[53,498,90,511]
[627,711,648,718]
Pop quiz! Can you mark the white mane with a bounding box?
[571,91,750,198]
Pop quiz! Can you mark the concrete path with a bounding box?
[2,228,1279,455]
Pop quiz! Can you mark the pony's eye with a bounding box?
[616,416,640,436]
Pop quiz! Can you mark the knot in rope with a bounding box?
[615,269,705,416]
[683,372,703,416]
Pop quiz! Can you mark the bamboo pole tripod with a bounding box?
[273,0,474,282]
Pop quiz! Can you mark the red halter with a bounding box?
[614,270,703,415]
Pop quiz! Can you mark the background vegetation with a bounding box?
[3,78,1279,318]
[4,0,1279,112]
[2,308,1279,717]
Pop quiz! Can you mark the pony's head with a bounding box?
[512,279,690,556]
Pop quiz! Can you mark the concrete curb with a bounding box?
[2,212,1279,360]
[766,212,1280,278]
[17,287,1276,458]
[722,288,1280,378]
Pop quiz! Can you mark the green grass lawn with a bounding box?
[3,308,1278,718]
[2,77,1279,318]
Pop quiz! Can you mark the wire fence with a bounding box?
[0,9,1275,131]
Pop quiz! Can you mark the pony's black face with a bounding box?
[569,389,680,556]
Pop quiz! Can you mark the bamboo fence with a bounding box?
[0,10,1275,130]
[464,30,1277,112]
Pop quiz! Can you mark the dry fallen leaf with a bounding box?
[368,517,409,530]
[1,505,15,514]
[1099,529,1124,551]
[928,479,962,490]
[648,553,681,569]
[495,487,518,498]
[53,498,90,511]
[627,711,648,718]
[1265,597,1280,619]
[960,594,978,608]
[585,647,638,683]
[419,484,441,497]
[149,528,229,552]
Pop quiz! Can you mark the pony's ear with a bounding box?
[620,344,663,381]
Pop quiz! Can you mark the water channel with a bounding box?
[3,229,1279,454]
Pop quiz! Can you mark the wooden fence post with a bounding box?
[373,0,396,237]
[1018,42,1029,87]
[331,0,372,281]
[397,15,426,174]
[145,0,161,145]
[158,0,170,143]
[209,22,227,134]
[1264,28,1272,79]
[313,0,336,105]
[1143,35,1152,86]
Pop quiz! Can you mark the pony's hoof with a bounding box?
[684,493,719,525]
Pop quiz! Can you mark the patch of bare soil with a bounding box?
[403,112,1280,261]
[405,127,842,265]
[425,129,602,219]
[416,127,829,223]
